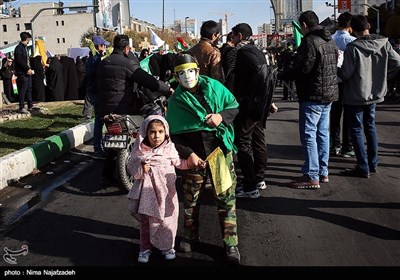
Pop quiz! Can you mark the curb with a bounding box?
[0,120,94,191]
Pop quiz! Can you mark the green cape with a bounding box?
[166,76,238,152]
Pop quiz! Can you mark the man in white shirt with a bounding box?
[330,12,356,158]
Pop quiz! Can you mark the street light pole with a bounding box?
[360,4,380,34]
[30,5,98,55]
[185,16,189,34]
[325,1,337,22]
[162,0,165,32]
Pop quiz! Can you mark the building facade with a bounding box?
[0,2,94,55]
[271,0,312,32]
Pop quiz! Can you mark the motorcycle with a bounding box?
[102,79,170,191]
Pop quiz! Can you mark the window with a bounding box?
[57,38,60,43]
[62,38,65,43]
[16,24,20,31]
[56,21,59,26]
[24,23,31,30]
[2,25,7,32]
[61,20,64,26]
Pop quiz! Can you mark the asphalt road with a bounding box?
[0,91,399,275]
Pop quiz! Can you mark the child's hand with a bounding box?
[142,163,150,173]
[269,102,278,113]
[197,160,207,169]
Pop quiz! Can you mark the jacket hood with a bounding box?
[349,34,387,55]
[137,115,170,148]
[308,26,332,42]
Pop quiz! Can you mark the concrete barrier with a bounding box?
[0,121,94,190]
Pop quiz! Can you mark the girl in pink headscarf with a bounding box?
[127,115,204,263]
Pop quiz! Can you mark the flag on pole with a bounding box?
[139,53,153,74]
[176,37,189,51]
[12,77,18,95]
[35,39,48,66]
[292,20,303,48]
[149,29,165,47]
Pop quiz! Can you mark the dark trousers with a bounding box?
[330,83,352,151]
[283,80,295,99]
[16,75,33,110]
[234,115,268,192]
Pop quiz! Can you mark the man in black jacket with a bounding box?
[14,32,33,114]
[228,23,277,199]
[96,34,171,185]
[281,11,338,189]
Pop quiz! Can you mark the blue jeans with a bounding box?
[346,104,378,173]
[299,101,332,181]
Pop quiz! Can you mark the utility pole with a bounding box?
[162,0,165,32]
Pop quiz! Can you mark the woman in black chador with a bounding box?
[1,57,16,103]
[30,56,46,101]
[45,56,64,101]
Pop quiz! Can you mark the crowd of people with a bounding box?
[124,12,400,265]
[1,32,84,113]
[1,10,400,266]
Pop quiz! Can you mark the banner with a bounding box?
[206,147,232,195]
[338,0,351,13]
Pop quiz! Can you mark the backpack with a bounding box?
[249,63,278,128]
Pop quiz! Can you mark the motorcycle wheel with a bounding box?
[116,140,135,191]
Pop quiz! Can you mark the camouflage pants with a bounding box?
[182,151,238,247]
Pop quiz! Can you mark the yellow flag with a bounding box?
[206,147,232,194]
[35,39,48,66]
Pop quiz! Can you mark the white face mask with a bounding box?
[176,68,199,89]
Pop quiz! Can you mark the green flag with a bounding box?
[292,20,303,48]
[139,53,153,74]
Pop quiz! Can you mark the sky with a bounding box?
[13,0,334,35]
[129,0,334,34]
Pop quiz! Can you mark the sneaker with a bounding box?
[370,167,378,174]
[235,184,243,193]
[225,246,240,264]
[257,181,267,190]
[18,108,30,114]
[342,150,355,158]
[179,238,197,253]
[92,150,106,160]
[320,175,329,183]
[330,146,341,156]
[289,175,320,189]
[138,249,151,263]
[343,168,370,178]
[236,189,260,199]
[163,249,176,260]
